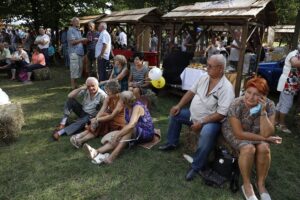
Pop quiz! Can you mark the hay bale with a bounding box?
[183,128,199,154]
[0,103,24,144]
[32,67,51,81]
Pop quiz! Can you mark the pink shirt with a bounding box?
[31,52,46,66]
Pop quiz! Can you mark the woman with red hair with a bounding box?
[222,77,281,200]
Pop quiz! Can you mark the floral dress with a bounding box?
[221,96,275,150]
[125,101,154,143]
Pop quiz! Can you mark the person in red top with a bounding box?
[24,45,46,83]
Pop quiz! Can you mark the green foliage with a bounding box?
[274,0,300,24]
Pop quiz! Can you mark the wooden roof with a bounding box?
[79,14,105,24]
[97,7,162,24]
[163,0,277,26]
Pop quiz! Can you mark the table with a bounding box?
[180,67,237,90]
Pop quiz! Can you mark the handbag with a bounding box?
[201,146,240,193]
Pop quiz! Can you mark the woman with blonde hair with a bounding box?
[83,90,155,164]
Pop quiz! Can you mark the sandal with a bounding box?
[91,153,110,165]
[70,135,80,149]
[83,143,98,159]
[278,125,292,134]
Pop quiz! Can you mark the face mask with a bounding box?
[250,104,262,116]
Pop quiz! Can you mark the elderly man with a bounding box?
[86,22,100,76]
[95,22,111,81]
[53,77,107,141]
[159,54,235,181]
[67,17,88,89]
[34,27,50,66]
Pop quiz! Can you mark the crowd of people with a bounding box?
[1,17,300,200]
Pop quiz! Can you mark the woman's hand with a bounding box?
[190,121,202,133]
[110,133,121,146]
[266,136,282,144]
[259,95,267,113]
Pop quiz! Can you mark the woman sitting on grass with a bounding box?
[70,80,125,148]
[222,77,282,200]
[128,53,150,99]
[83,90,155,164]
[99,54,129,91]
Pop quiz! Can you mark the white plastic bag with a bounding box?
[0,88,11,105]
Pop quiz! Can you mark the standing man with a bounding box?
[86,22,99,76]
[95,22,111,81]
[34,27,50,66]
[60,27,69,68]
[67,17,87,89]
[228,29,241,70]
[159,54,235,181]
[117,28,127,49]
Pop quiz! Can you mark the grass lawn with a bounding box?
[0,66,299,200]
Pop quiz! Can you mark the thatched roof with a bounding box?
[163,0,277,26]
[79,14,106,24]
[97,7,162,24]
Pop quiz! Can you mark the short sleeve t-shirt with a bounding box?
[67,27,84,56]
[12,50,30,63]
[229,40,240,61]
[189,74,235,121]
[130,65,148,86]
[0,48,12,61]
[31,52,46,66]
[95,30,111,60]
[35,34,50,49]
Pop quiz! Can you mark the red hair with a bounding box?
[245,77,269,96]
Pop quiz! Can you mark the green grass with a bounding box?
[0,67,299,200]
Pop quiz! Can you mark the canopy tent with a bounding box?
[96,7,163,66]
[163,0,277,96]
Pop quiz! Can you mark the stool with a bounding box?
[32,67,51,81]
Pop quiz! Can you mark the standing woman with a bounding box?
[222,77,281,200]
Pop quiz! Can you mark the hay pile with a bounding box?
[33,67,51,81]
[0,103,24,144]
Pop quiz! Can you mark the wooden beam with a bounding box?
[235,23,249,97]
[255,26,265,74]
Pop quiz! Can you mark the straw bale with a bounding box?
[32,67,51,81]
[0,103,24,144]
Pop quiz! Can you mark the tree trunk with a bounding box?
[291,10,300,50]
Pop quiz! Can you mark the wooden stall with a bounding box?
[96,7,163,67]
[78,15,106,27]
[162,0,277,96]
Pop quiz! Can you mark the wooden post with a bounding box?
[291,10,300,50]
[235,23,249,97]
[255,25,265,74]
[157,25,162,67]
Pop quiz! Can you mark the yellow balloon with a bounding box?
[151,77,166,89]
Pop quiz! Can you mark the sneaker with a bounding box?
[83,143,98,159]
[91,153,110,165]
[279,125,292,134]
[70,136,80,149]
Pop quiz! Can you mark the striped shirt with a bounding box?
[130,65,148,85]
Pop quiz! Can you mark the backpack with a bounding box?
[200,146,240,193]
[18,69,28,82]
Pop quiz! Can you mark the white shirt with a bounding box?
[35,34,50,49]
[277,50,298,92]
[189,74,235,121]
[12,50,30,63]
[118,31,127,46]
[95,30,111,60]
[229,40,240,61]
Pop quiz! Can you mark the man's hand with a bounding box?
[190,121,202,133]
[79,85,87,90]
[170,105,180,116]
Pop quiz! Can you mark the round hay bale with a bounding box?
[183,128,199,154]
[0,103,25,144]
[32,67,51,81]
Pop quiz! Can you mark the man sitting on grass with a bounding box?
[53,77,107,141]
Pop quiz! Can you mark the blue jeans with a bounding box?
[166,108,221,171]
[97,57,109,81]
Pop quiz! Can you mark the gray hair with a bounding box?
[88,22,95,27]
[120,91,136,106]
[71,17,79,23]
[114,54,127,67]
[86,77,99,85]
[104,80,120,94]
[210,54,226,68]
[100,22,107,30]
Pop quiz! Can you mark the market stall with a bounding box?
[96,7,163,67]
[162,0,277,96]
[79,15,106,26]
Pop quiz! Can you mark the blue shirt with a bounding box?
[67,27,84,56]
